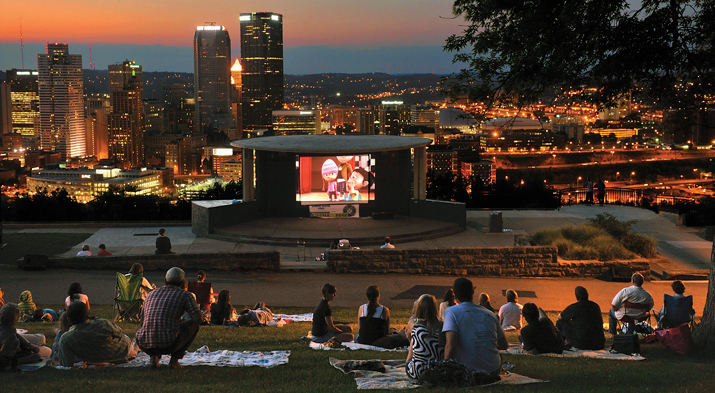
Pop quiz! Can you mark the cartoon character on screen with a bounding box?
[335,156,354,200]
[348,167,374,201]
[345,178,362,201]
[322,159,339,201]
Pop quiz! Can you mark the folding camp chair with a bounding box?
[658,295,695,329]
[113,272,144,323]
[617,300,653,336]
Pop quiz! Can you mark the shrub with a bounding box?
[585,234,635,260]
[561,225,607,243]
[621,232,657,258]
[531,228,562,245]
[586,212,638,239]
[564,245,599,260]
[553,238,576,256]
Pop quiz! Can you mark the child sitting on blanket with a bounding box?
[237,303,273,327]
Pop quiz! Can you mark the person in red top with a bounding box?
[97,244,112,256]
[135,267,201,369]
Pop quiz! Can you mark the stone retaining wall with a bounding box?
[327,247,650,279]
[26,252,281,272]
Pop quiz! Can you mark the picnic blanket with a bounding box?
[51,346,290,369]
[501,343,646,361]
[329,358,546,390]
[310,341,408,352]
[274,313,313,322]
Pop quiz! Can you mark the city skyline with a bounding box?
[0,1,464,74]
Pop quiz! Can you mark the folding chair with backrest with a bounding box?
[113,272,144,323]
[187,281,213,311]
[660,294,694,329]
[618,300,653,335]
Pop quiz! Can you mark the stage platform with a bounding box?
[204,216,464,247]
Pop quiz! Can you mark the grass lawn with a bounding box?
[4,306,715,392]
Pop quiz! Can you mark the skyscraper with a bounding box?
[108,60,144,168]
[37,43,85,158]
[240,12,284,132]
[6,69,40,137]
[193,25,232,133]
[230,58,243,139]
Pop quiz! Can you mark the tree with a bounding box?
[444,0,715,116]
[446,0,715,349]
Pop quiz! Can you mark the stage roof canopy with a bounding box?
[231,135,432,154]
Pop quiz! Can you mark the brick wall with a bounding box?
[327,247,650,279]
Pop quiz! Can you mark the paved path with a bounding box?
[2,205,711,314]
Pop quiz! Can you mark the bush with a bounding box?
[561,225,607,243]
[531,228,562,245]
[586,212,638,239]
[585,234,635,260]
[564,245,599,260]
[621,232,658,258]
[553,238,576,256]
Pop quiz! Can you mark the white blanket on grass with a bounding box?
[52,346,290,369]
[501,343,646,361]
[310,341,408,352]
[274,313,313,322]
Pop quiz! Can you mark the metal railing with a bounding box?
[559,187,696,206]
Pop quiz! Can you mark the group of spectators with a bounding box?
[75,228,173,257]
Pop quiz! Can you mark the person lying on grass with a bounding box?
[237,302,274,327]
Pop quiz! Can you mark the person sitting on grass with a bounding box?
[355,285,409,348]
[210,290,237,326]
[51,312,72,364]
[311,283,353,343]
[478,293,497,314]
[237,302,274,327]
[438,288,457,321]
[406,294,443,380]
[57,302,135,367]
[519,303,565,354]
[0,303,43,370]
[498,289,523,330]
[135,267,201,369]
[556,286,605,350]
[65,282,90,311]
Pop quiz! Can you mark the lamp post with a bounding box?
[630,171,635,185]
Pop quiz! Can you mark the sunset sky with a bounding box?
[0,0,467,74]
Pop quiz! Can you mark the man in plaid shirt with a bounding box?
[136,267,201,369]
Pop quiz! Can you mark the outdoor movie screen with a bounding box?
[296,155,374,204]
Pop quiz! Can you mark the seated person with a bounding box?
[557,286,605,350]
[478,293,497,314]
[519,303,565,354]
[406,294,443,380]
[656,280,695,328]
[51,313,72,364]
[76,244,92,257]
[97,244,112,256]
[498,289,523,330]
[444,278,507,375]
[18,290,36,317]
[126,263,156,301]
[237,302,274,327]
[65,282,90,311]
[356,285,408,348]
[438,288,456,321]
[210,290,237,326]
[311,283,353,343]
[0,287,4,307]
[57,302,135,367]
[608,273,653,335]
[0,303,44,369]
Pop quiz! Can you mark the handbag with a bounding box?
[611,333,640,355]
[654,323,694,354]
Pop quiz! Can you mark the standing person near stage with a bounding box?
[595,179,606,205]
[585,178,594,204]
[136,267,201,369]
[155,228,173,254]
[311,283,353,343]
[556,286,605,350]
[443,277,508,375]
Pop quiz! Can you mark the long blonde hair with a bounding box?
[414,294,441,336]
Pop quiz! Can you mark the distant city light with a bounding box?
[239,15,251,21]
[271,15,279,21]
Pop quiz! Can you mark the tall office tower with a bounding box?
[6,69,40,136]
[107,61,144,168]
[0,83,10,135]
[230,58,243,139]
[240,12,284,132]
[193,25,232,133]
[37,43,86,158]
